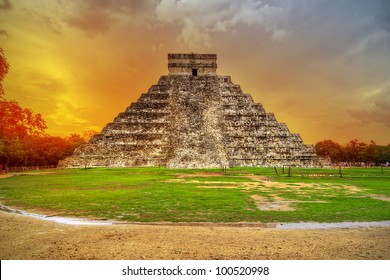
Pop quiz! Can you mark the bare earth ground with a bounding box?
[1,211,389,260]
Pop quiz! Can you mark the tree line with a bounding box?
[0,48,96,168]
[0,93,95,167]
[315,139,390,166]
[0,132,93,168]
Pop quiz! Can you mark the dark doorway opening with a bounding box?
[192,69,198,76]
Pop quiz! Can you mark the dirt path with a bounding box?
[1,211,389,260]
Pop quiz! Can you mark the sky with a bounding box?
[1,0,389,145]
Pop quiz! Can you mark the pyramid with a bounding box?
[59,53,320,168]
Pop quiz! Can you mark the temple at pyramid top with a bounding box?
[168,53,217,76]
[59,53,323,169]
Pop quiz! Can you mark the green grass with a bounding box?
[0,167,389,223]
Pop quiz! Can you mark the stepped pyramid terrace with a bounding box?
[59,53,321,168]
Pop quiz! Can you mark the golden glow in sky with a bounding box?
[1,0,389,145]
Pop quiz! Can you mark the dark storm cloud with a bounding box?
[156,0,290,45]
[79,0,149,12]
[65,10,115,34]
[378,0,390,31]
[0,0,11,10]
[64,0,157,34]
[264,1,390,90]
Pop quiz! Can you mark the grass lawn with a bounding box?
[0,167,389,223]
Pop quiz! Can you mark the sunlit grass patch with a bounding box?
[0,167,389,223]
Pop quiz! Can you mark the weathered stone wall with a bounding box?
[168,53,217,76]
[58,83,172,168]
[218,76,318,167]
[58,53,321,168]
[166,76,228,168]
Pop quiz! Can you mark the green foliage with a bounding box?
[315,139,390,165]
[0,167,389,223]
[315,139,344,163]
[0,133,87,167]
[0,99,48,165]
[0,49,95,167]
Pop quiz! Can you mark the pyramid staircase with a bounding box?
[58,54,319,168]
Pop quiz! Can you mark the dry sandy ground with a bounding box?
[0,211,389,260]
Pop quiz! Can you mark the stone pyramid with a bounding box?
[59,53,320,168]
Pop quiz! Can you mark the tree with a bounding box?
[65,134,86,151]
[361,140,378,164]
[0,137,25,166]
[316,139,390,166]
[344,139,367,165]
[0,100,47,139]
[0,49,47,165]
[315,140,344,163]
[0,48,90,167]
[23,135,80,166]
[0,100,48,164]
[0,47,10,97]
[81,129,98,142]
[357,140,390,166]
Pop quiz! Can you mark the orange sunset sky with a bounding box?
[1,0,389,145]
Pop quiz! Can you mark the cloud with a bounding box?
[22,8,63,35]
[64,0,156,34]
[271,27,287,41]
[48,101,89,126]
[378,0,390,31]
[47,100,100,136]
[346,30,390,58]
[348,86,390,127]
[0,29,9,37]
[66,10,115,35]
[27,72,67,94]
[0,0,11,10]
[70,0,147,12]
[155,0,289,46]
[46,89,99,133]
